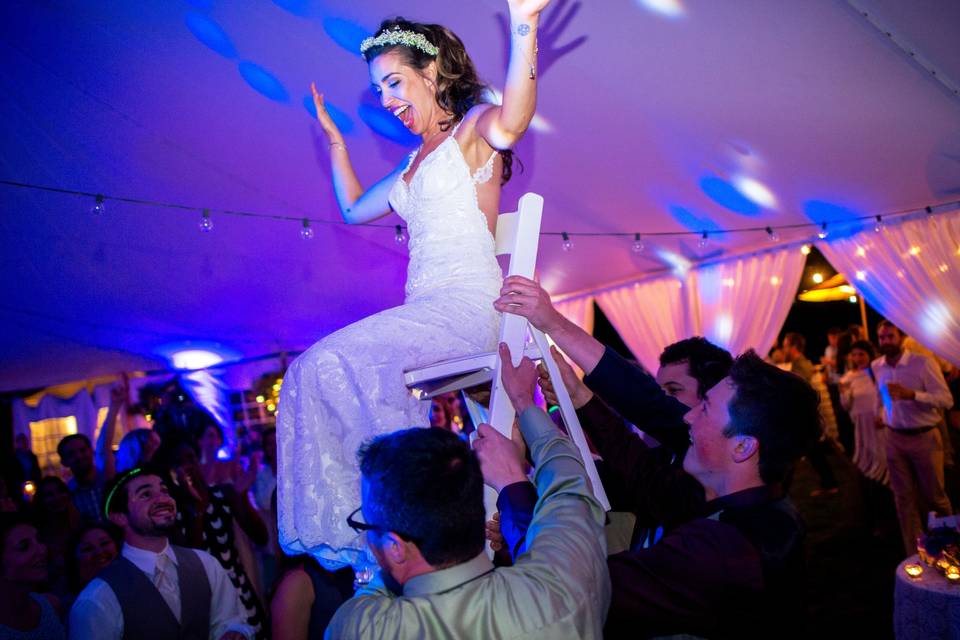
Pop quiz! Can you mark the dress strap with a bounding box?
[449,117,464,137]
[472,151,498,185]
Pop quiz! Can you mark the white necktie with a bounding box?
[153,552,182,622]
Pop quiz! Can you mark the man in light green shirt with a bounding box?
[326,343,610,639]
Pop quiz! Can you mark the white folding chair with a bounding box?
[404,193,610,515]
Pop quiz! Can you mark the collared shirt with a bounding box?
[325,407,611,639]
[871,350,952,429]
[69,542,254,640]
[67,474,106,522]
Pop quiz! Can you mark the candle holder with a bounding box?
[904,564,924,580]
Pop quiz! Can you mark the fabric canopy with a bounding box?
[817,211,960,366]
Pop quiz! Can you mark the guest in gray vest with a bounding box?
[68,467,253,640]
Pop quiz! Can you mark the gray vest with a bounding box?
[98,545,212,640]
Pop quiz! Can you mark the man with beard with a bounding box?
[872,320,954,554]
[68,467,253,640]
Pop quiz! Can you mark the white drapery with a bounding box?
[817,210,960,366]
[688,248,806,357]
[595,277,693,372]
[554,296,596,335]
[555,244,806,369]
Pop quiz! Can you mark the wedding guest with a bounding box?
[115,428,162,473]
[0,514,65,639]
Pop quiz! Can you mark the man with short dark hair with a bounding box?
[69,467,254,640]
[326,344,610,639]
[57,386,125,521]
[782,332,814,382]
[490,351,821,638]
[873,320,953,554]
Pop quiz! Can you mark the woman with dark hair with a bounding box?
[279,0,552,570]
[65,522,122,595]
[840,340,888,484]
[114,428,161,473]
[0,514,65,639]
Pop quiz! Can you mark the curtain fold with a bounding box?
[687,247,806,357]
[553,296,596,335]
[13,389,98,441]
[587,245,805,369]
[817,211,960,366]
[595,276,691,372]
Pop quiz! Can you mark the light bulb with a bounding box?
[394,224,407,244]
[817,222,828,239]
[631,233,645,254]
[199,208,213,233]
[874,215,884,233]
[300,218,314,240]
[698,231,708,249]
[766,226,779,243]
[561,232,573,252]
[800,244,811,255]
[91,194,106,216]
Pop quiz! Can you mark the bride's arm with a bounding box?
[312,83,401,224]
[474,0,551,150]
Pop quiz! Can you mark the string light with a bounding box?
[812,272,824,284]
[199,208,213,233]
[765,226,779,242]
[800,244,811,255]
[849,295,858,303]
[874,215,885,233]
[698,231,708,249]
[394,224,407,244]
[91,194,105,216]
[561,231,574,252]
[300,218,314,240]
[631,233,645,253]
[0,181,955,249]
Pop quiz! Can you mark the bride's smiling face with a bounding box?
[369,50,440,137]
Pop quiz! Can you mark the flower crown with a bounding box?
[360,28,439,57]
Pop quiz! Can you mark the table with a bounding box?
[894,554,960,639]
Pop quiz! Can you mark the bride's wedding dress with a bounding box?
[277,123,502,568]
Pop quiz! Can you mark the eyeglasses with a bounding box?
[346,507,420,544]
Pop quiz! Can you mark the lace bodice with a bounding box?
[388,131,502,302]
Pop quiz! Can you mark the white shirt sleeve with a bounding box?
[69,579,123,640]
[194,549,256,640]
[915,356,954,410]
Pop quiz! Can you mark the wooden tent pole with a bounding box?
[859,296,869,337]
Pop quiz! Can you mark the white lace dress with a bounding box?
[277,127,502,569]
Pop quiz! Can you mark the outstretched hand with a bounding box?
[494,276,563,333]
[499,342,539,413]
[310,82,342,140]
[473,423,529,493]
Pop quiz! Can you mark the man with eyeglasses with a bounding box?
[325,343,611,639]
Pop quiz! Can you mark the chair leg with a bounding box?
[531,328,611,511]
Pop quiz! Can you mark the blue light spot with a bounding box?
[358,104,419,146]
[303,95,354,133]
[699,176,760,216]
[185,12,238,59]
[184,0,214,10]
[323,17,371,55]
[238,62,289,103]
[802,200,866,238]
[272,0,311,16]
[669,205,722,233]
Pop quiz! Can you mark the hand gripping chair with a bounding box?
[403,193,611,519]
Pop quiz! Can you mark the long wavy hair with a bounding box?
[363,17,517,185]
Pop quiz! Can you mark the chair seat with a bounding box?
[405,344,541,399]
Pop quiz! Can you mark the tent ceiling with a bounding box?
[2,0,959,391]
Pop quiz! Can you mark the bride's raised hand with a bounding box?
[507,0,551,18]
[310,82,342,141]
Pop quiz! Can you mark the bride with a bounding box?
[278,0,551,569]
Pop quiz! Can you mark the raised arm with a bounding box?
[475,1,552,149]
[95,385,126,480]
[310,84,402,224]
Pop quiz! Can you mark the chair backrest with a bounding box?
[494,193,543,280]
[487,194,544,436]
